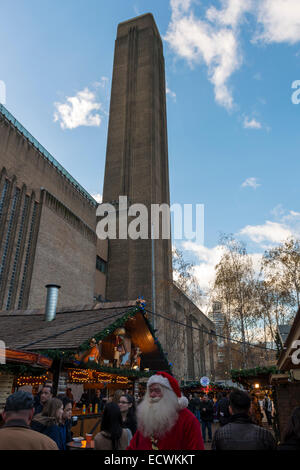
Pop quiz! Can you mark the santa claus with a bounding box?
[127,371,205,450]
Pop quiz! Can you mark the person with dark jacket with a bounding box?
[31,397,65,450]
[0,391,58,450]
[217,392,230,427]
[33,384,53,415]
[212,389,276,450]
[278,407,300,450]
[118,393,137,435]
[189,394,201,422]
[199,395,214,442]
[60,396,74,447]
[92,389,104,413]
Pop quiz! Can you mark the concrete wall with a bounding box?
[168,283,216,383]
[28,193,96,309]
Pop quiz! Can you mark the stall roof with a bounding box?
[0,301,169,371]
[277,307,300,371]
[278,325,292,347]
[5,348,53,369]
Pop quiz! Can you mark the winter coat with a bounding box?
[94,428,132,450]
[127,408,205,450]
[212,413,277,450]
[217,397,231,426]
[199,400,214,422]
[122,414,137,436]
[0,419,58,450]
[31,414,66,450]
[278,436,300,451]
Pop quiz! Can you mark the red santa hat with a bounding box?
[147,371,189,410]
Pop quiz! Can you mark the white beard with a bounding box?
[137,387,179,438]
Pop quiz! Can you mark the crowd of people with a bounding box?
[0,371,299,451]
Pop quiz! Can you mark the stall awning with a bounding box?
[277,307,300,371]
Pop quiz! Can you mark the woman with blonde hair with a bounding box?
[31,397,65,449]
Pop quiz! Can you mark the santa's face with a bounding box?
[149,384,163,402]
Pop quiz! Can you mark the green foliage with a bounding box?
[231,366,279,380]
[0,363,48,376]
[38,305,171,374]
[77,306,140,352]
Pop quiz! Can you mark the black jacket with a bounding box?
[217,397,230,426]
[122,415,137,436]
[278,436,300,451]
[189,397,201,414]
[212,413,277,450]
[199,400,214,422]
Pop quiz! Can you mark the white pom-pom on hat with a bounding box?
[178,395,189,410]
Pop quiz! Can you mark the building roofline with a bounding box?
[0,103,97,207]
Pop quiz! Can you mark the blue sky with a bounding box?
[1,0,300,298]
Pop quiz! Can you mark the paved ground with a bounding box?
[203,422,219,450]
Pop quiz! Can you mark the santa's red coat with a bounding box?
[127,408,205,450]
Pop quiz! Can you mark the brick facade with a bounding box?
[0,106,106,309]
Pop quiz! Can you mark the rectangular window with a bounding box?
[0,186,20,287]
[6,195,29,309]
[96,255,107,274]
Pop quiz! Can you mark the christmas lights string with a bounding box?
[145,308,277,352]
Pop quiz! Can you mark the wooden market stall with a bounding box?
[272,306,300,440]
[0,299,170,437]
[0,348,53,420]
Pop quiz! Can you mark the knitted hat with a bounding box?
[147,371,188,410]
[4,391,34,412]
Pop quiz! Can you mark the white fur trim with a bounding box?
[178,395,189,410]
[147,375,173,392]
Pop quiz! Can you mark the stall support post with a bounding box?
[52,358,63,396]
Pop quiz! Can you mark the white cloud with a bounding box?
[166,86,177,101]
[239,221,293,244]
[254,0,300,44]
[94,77,109,88]
[182,242,225,292]
[165,0,251,109]
[180,240,263,313]
[91,193,102,204]
[243,117,262,129]
[165,0,300,111]
[241,177,261,189]
[54,88,102,130]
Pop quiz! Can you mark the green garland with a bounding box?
[231,366,279,380]
[0,363,48,376]
[181,381,228,390]
[77,306,141,352]
[37,305,171,375]
[36,349,76,361]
